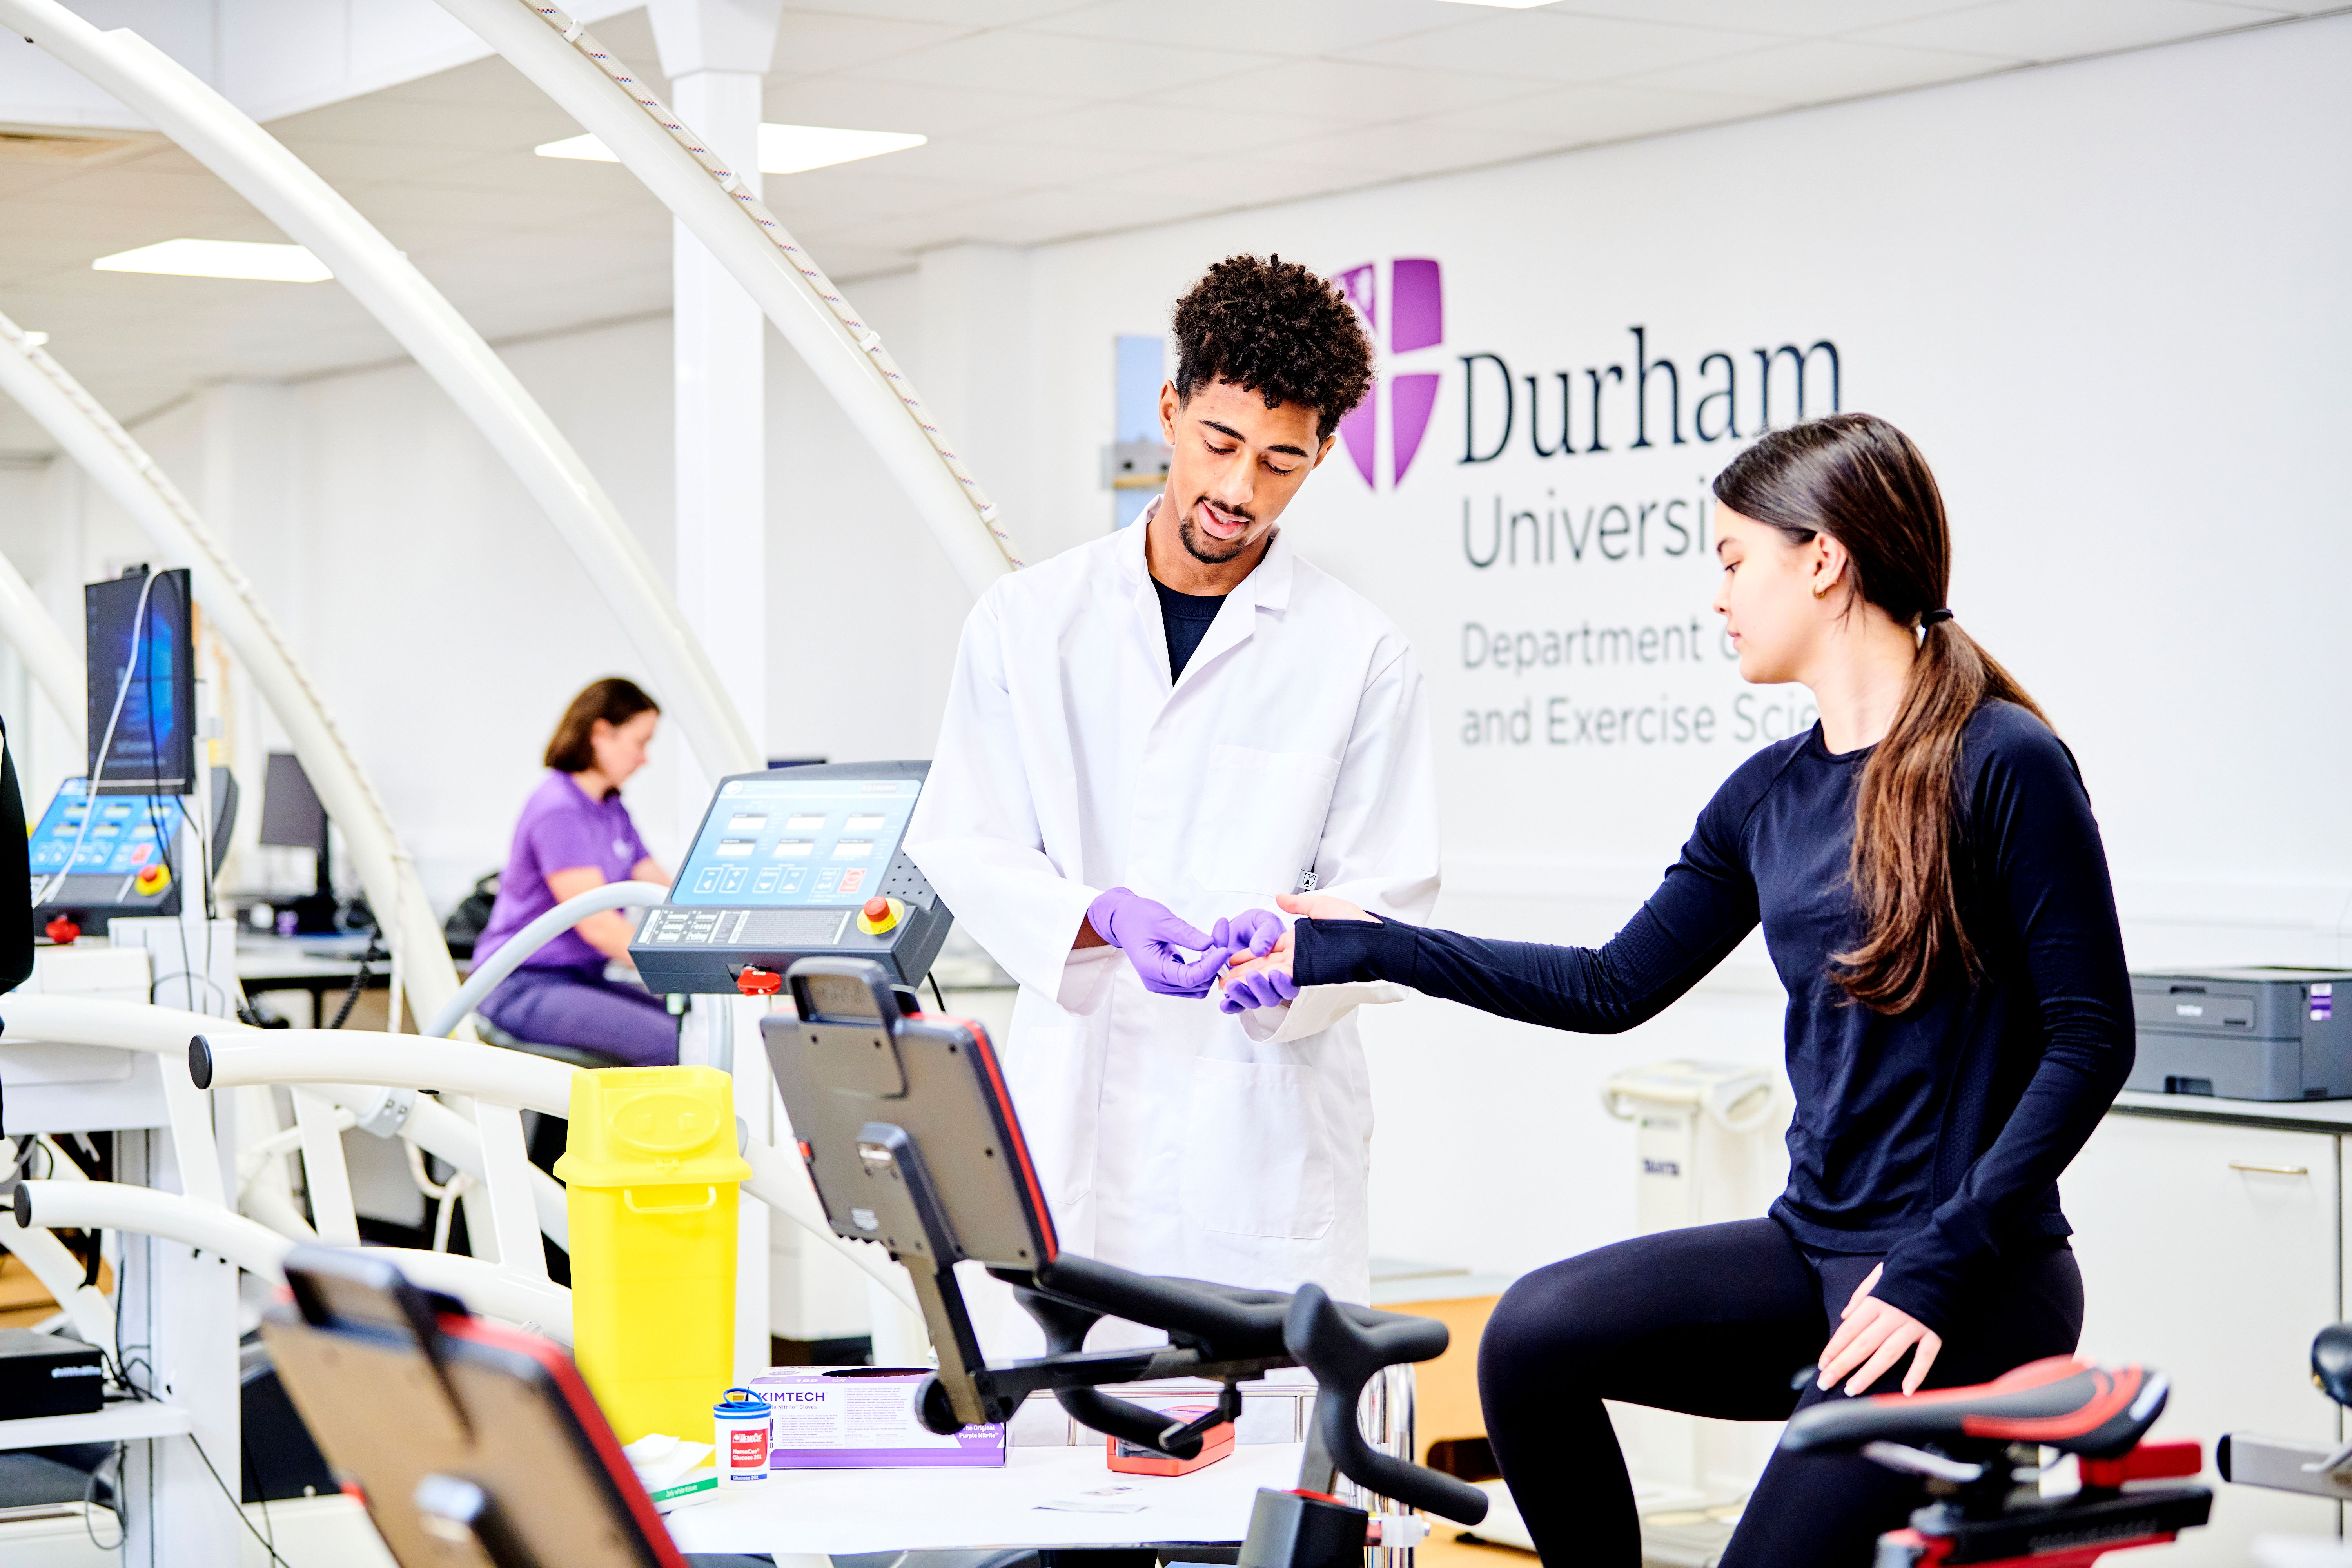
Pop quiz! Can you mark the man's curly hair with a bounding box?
[1171,254,1374,444]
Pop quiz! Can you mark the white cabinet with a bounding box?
[2065,1112,2342,1560]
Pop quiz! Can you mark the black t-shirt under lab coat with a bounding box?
[1294,701,2135,1336]
[1154,577,1226,680]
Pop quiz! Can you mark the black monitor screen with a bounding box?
[259,751,327,849]
[85,568,196,796]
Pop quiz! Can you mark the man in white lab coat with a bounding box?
[905,255,1438,1314]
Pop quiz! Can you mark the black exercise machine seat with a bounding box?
[2312,1322,2352,1407]
[763,958,1489,1534]
[1782,1356,2167,1461]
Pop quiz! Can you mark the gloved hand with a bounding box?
[1218,959,1298,1014]
[1212,907,1286,962]
[1087,887,1230,998]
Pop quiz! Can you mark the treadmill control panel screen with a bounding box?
[670,775,920,909]
[29,777,187,879]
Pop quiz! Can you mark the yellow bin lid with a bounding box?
[554,1065,753,1189]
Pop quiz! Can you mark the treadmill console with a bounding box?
[629,761,952,994]
[30,777,188,931]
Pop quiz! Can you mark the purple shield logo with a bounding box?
[1335,258,1443,489]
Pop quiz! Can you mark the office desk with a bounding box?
[236,934,382,1027]
[663,1441,1304,1557]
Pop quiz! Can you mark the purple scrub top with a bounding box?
[474,770,651,973]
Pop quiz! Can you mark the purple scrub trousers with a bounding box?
[478,965,677,1067]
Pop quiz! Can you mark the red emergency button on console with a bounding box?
[857,896,902,936]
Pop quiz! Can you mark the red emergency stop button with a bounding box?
[736,966,781,997]
[44,914,80,945]
[857,896,902,936]
[134,863,171,897]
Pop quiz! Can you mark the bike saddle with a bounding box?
[1781,1357,2168,1461]
[2314,1323,2352,1406]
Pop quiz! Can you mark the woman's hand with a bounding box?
[1276,891,1373,924]
[1817,1263,1942,1396]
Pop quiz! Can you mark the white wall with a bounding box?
[998,14,2352,1276]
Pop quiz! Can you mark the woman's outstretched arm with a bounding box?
[1290,759,1779,1033]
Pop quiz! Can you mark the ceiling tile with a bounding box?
[1143,56,1554,123]
[773,2,1094,25]
[1858,0,2285,61]
[974,98,1353,158]
[1272,119,1561,178]
[1339,10,1783,85]
[1423,79,1780,142]
[1033,0,1461,56]
[1536,1,1993,33]
[765,11,978,78]
[848,133,1171,188]
[1628,35,2015,103]
[271,135,489,185]
[843,29,1280,97]
[271,93,579,150]
[763,75,1091,137]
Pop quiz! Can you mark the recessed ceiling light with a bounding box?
[536,122,927,176]
[92,239,332,283]
[19,332,47,347]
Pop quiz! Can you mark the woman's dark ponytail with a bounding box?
[1714,414,2046,1015]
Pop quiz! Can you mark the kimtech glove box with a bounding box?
[2128,968,2352,1102]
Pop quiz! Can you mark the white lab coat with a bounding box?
[905,503,1439,1317]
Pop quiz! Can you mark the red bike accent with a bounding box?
[2080,1439,2203,1489]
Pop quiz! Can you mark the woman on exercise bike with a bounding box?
[1223,413,2133,1565]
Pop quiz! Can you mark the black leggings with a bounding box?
[1478,1218,2083,1568]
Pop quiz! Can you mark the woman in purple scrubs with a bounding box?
[472,678,677,1065]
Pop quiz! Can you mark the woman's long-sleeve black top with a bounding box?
[1293,700,2134,1334]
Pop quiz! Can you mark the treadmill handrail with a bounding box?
[425,880,670,1039]
[194,1031,575,1116]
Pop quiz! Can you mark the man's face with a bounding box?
[1157,377,1333,566]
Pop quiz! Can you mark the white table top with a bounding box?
[2111,1088,2352,1131]
[662,1442,1303,1555]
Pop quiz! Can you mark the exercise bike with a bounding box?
[262,958,1487,1568]
[1780,1355,2210,1565]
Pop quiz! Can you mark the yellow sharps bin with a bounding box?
[556,1065,751,1445]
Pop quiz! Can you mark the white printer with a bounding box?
[2127,967,2352,1102]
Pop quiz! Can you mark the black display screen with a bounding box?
[85,568,196,795]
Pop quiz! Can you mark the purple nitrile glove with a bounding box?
[1088,887,1231,998]
[1218,963,1299,1014]
[1217,908,1286,961]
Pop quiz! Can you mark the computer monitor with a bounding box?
[260,751,325,850]
[261,750,336,934]
[85,567,195,796]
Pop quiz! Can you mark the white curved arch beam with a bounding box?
[425,880,670,1039]
[0,544,84,760]
[0,1203,113,1346]
[0,0,758,782]
[438,0,1024,597]
[12,1180,572,1342]
[3,996,916,1310]
[0,316,465,1031]
[193,1031,577,1118]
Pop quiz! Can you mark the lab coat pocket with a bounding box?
[1203,745,1339,896]
[1183,1056,1334,1240]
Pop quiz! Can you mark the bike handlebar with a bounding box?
[1286,1285,1490,1526]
